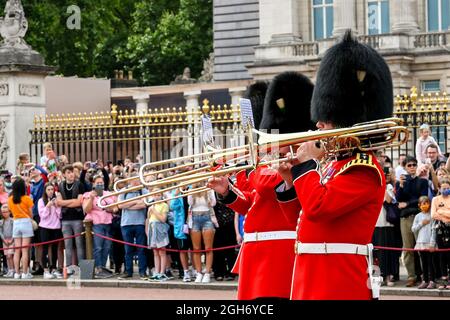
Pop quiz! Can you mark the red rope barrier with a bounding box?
[93,233,450,253]
[0,233,84,251]
[374,245,450,252]
[93,232,240,253]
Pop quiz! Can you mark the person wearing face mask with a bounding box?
[395,156,429,287]
[431,178,450,290]
[82,175,117,279]
[412,196,437,289]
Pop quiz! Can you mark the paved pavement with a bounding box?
[0,277,449,299]
[0,285,449,300]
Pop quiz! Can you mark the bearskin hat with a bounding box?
[311,30,393,128]
[243,81,268,130]
[259,71,316,134]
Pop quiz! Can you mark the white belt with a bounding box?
[295,242,382,299]
[243,231,297,243]
[295,242,369,256]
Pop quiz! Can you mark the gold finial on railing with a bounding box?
[216,105,222,120]
[130,109,135,124]
[124,109,129,124]
[165,107,171,123]
[394,95,402,113]
[155,108,160,123]
[402,94,409,111]
[172,107,177,122]
[443,92,448,111]
[410,86,417,102]
[202,99,210,115]
[210,105,216,120]
[419,93,425,111]
[111,104,118,124]
[223,104,229,120]
[427,93,433,111]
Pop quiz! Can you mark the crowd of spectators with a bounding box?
[2,124,450,288]
[374,123,450,290]
[0,142,243,282]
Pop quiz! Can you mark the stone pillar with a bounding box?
[0,0,55,170]
[333,0,357,37]
[133,94,150,162]
[259,0,302,44]
[0,71,51,171]
[184,91,201,157]
[391,0,419,33]
[228,87,246,120]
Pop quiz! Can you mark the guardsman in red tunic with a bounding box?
[208,72,315,299]
[286,31,395,300]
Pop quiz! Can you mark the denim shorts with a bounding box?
[191,213,215,232]
[12,218,34,238]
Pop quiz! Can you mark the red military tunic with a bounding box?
[221,166,301,300]
[290,152,385,300]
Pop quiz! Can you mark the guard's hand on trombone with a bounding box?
[296,141,326,164]
[277,154,295,189]
[207,176,230,197]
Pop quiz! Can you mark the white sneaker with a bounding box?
[194,273,203,283]
[201,273,211,283]
[3,270,14,278]
[21,272,33,279]
[14,272,21,279]
[52,270,63,279]
[183,271,191,282]
[43,271,55,279]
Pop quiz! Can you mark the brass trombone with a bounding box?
[97,117,409,209]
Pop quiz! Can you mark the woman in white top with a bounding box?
[187,186,217,283]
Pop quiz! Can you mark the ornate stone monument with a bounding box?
[198,52,214,83]
[0,0,55,170]
[171,67,197,84]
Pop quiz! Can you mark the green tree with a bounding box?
[121,0,213,85]
[0,0,212,85]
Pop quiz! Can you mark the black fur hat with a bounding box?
[311,30,393,128]
[259,71,316,133]
[244,81,268,130]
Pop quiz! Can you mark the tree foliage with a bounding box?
[0,0,212,85]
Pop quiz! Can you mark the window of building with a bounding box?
[421,80,441,92]
[430,126,446,153]
[367,0,390,35]
[312,0,334,40]
[427,0,450,31]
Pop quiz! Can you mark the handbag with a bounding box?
[383,201,400,225]
[31,219,39,231]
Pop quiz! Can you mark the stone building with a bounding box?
[213,0,450,97]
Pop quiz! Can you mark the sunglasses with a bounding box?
[406,163,417,168]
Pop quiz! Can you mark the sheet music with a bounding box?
[239,98,255,129]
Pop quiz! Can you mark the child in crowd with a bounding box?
[40,143,58,173]
[146,190,170,281]
[0,204,14,277]
[415,124,442,163]
[16,153,31,176]
[412,196,437,289]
